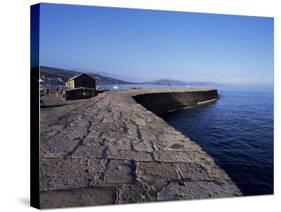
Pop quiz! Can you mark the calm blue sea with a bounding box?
[162,87,273,196]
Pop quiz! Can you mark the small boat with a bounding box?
[168,81,171,89]
[113,80,119,90]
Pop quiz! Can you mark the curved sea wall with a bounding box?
[39,88,240,209]
[133,89,218,115]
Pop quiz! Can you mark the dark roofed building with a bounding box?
[65,73,96,89]
[64,73,96,100]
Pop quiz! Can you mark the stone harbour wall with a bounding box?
[133,89,218,115]
[39,89,241,209]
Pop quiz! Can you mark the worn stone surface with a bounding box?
[157,181,241,201]
[39,89,241,208]
[40,158,107,191]
[104,160,134,184]
[40,187,117,209]
[136,162,212,182]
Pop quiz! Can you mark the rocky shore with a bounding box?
[39,89,241,208]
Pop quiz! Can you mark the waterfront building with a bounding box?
[64,73,96,100]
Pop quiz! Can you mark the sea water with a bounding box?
[162,87,273,196]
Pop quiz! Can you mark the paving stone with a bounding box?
[154,150,194,162]
[40,158,107,191]
[117,183,151,203]
[107,137,132,151]
[105,160,135,184]
[136,162,213,182]
[40,187,116,208]
[157,181,241,201]
[136,162,178,181]
[71,144,105,159]
[105,148,153,161]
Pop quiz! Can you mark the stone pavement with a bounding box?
[39,89,241,208]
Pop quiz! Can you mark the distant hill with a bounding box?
[145,79,216,87]
[145,79,187,85]
[39,66,216,87]
[187,81,217,87]
[40,66,133,85]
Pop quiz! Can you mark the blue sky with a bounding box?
[39,3,273,86]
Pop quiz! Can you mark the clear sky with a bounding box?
[39,3,273,86]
